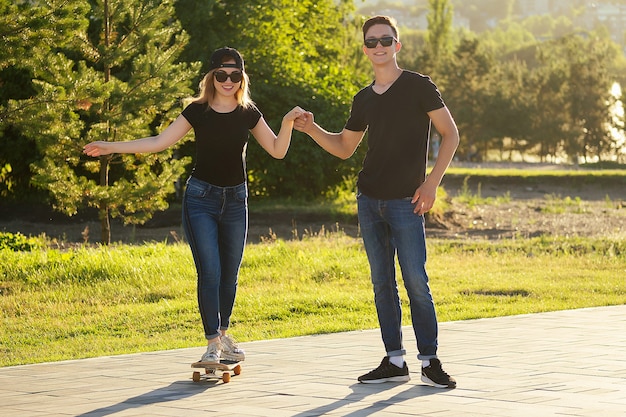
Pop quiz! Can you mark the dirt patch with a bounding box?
[1,173,624,246]
[430,174,625,240]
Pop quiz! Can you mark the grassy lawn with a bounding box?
[445,165,626,180]
[2,233,625,367]
[2,165,625,367]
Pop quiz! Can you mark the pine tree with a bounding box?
[1,0,89,195]
[7,0,200,244]
[0,0,87,72]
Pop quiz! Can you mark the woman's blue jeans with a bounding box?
[357,192,438,360]
[182,176,248,340]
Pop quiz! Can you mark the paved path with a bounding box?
[1,305,625,417]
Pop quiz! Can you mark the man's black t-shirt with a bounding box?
[345,70,445,200]
[182,102,262,186]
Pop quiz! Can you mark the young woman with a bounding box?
[84,47,304,363]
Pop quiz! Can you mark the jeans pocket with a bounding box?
[235,187,248,202]
[185,180,207,199]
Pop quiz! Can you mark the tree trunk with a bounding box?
[99,0,111,245]
[99,155,111,245]
[99,202,111,245]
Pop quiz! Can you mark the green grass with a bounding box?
[2,234,625,367]
[444,166,626,199]
[541,194,588,214]
[446,166,626,180]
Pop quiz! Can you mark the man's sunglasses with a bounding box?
[214,71,243,83]
[364,36,397,49]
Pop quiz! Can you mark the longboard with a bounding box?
[191,360,242,383]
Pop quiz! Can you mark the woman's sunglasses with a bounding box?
[364,36,397,49]
[214,71,243,83]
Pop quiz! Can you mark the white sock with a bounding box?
[422,359,431,368]
[389,356,405,368]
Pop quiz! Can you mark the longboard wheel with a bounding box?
[192,371,201,382]
[222,372,231,383]
[234,364,242,375]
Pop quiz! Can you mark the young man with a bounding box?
[294,16,459,388]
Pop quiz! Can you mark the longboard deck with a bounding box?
[192,360,240,370]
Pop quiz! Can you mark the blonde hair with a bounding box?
[192,67,254,109]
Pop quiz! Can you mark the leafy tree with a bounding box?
[531,34,622,164]
[0,163,13,198]
[426,0,454,65]
[396,28,429,73]
[520,14,575,40]
[7,0,200,244]
[562,35,621,163]
[502,35,619,162]
[480,20,537,57]
[481,59,535,161]
[438,35,496,161]
[526,56,570,162]
[176,0,367,198]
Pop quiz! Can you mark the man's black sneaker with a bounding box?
[421,358,456,388]
[358,357,410,384]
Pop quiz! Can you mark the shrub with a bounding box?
[0,232,42,251]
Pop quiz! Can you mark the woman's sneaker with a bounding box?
[199,340,222,363]
[358,357,410,383]
[221,334,245,361]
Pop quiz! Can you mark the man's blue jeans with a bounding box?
[357,191,438,360]
[182,176,248,340]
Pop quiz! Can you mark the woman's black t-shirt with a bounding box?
[345,70,445,200]
[181,102,262,186]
